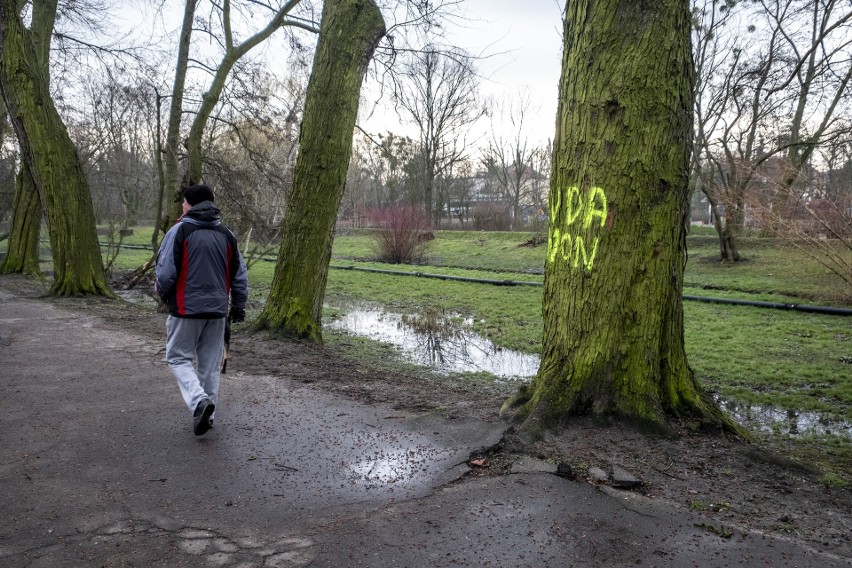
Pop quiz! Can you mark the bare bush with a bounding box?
[368,206,431,264]
[471,202,511,231]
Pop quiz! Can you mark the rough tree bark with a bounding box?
[255,0,385,340]
[0,1,111,296]
[502,0,739,435]
[1,162,41,276]
[0,0,49,277]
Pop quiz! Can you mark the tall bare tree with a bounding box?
[393,47,482,226]
[143,0,317,281]
[344,130,419,218]
[751,141,852,289]
[0,0,48,277]
[76,73,160,227]
[160,0,197,235]
[182,0,314,191]
[692,0,852,261]
[503,0,738,434]
[482,92,542,231]
[202,69,307,266]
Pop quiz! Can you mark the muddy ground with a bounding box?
[2,273,849,560]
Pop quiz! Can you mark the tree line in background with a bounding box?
[2,2,846,273]
[0,0,848,290]
[690,0,851,283]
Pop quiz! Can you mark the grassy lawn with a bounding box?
[100,226,850,471]
[333,228,851,304]
[282,229,851,413]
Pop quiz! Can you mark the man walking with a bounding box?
[155,184,248,436]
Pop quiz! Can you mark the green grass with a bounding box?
[334,229,547,274]
[97,225,160,248]
[333,229,850,304]
[820,472,849,489]
[319,270,852,419]
[684,305,850,418]
[327,231,852,433]
[685,236,850,304]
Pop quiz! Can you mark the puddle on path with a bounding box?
[326,307,539,380]
[348,454,411,484]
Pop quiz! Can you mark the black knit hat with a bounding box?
[183,184,215,206]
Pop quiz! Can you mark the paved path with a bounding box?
[0,289,846,567]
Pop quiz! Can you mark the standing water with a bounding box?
[326,306,539,380]
[324,305,850,439]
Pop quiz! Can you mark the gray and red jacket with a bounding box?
[155,201,248,318]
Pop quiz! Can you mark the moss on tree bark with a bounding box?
[254,0,385,340]
[1,163,41,276]
[0,3,111,296]
[502,0,741,436]
[0,0,49,277]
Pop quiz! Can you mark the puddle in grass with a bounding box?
[328,306,850,438]
[326,306,539,380]
[716,398,851,439]
[116,289,159,309]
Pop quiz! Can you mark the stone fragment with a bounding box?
[610,465,642,489]
[556,462,575,479]
[587,466,609,482]
[178,528,217,539]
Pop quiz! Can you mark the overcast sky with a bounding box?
[449,0,564,139]
[114,0,565,152]
[362,0,565,149]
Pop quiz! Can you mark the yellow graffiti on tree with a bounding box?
[548,186,607,271]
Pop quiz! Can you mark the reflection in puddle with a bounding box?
[348,453,416,484]
[116,289,159,308]
[717,398,851,439]
[326,307,539,379]
[343,431,456,489]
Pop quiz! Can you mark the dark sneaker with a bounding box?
[193,399,215,436]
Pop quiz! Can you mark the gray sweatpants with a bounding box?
[165,316,226,414]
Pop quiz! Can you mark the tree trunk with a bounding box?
[1,162,41,276]
[425,152,436,227]
[255,0,385,340]
[503,0,738,435]
[0,2,110,296]
[719,225,740,262]
[1,0,50,277]
[704,188,741,262]
[161,0,196,229]
[721,196,744,262]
